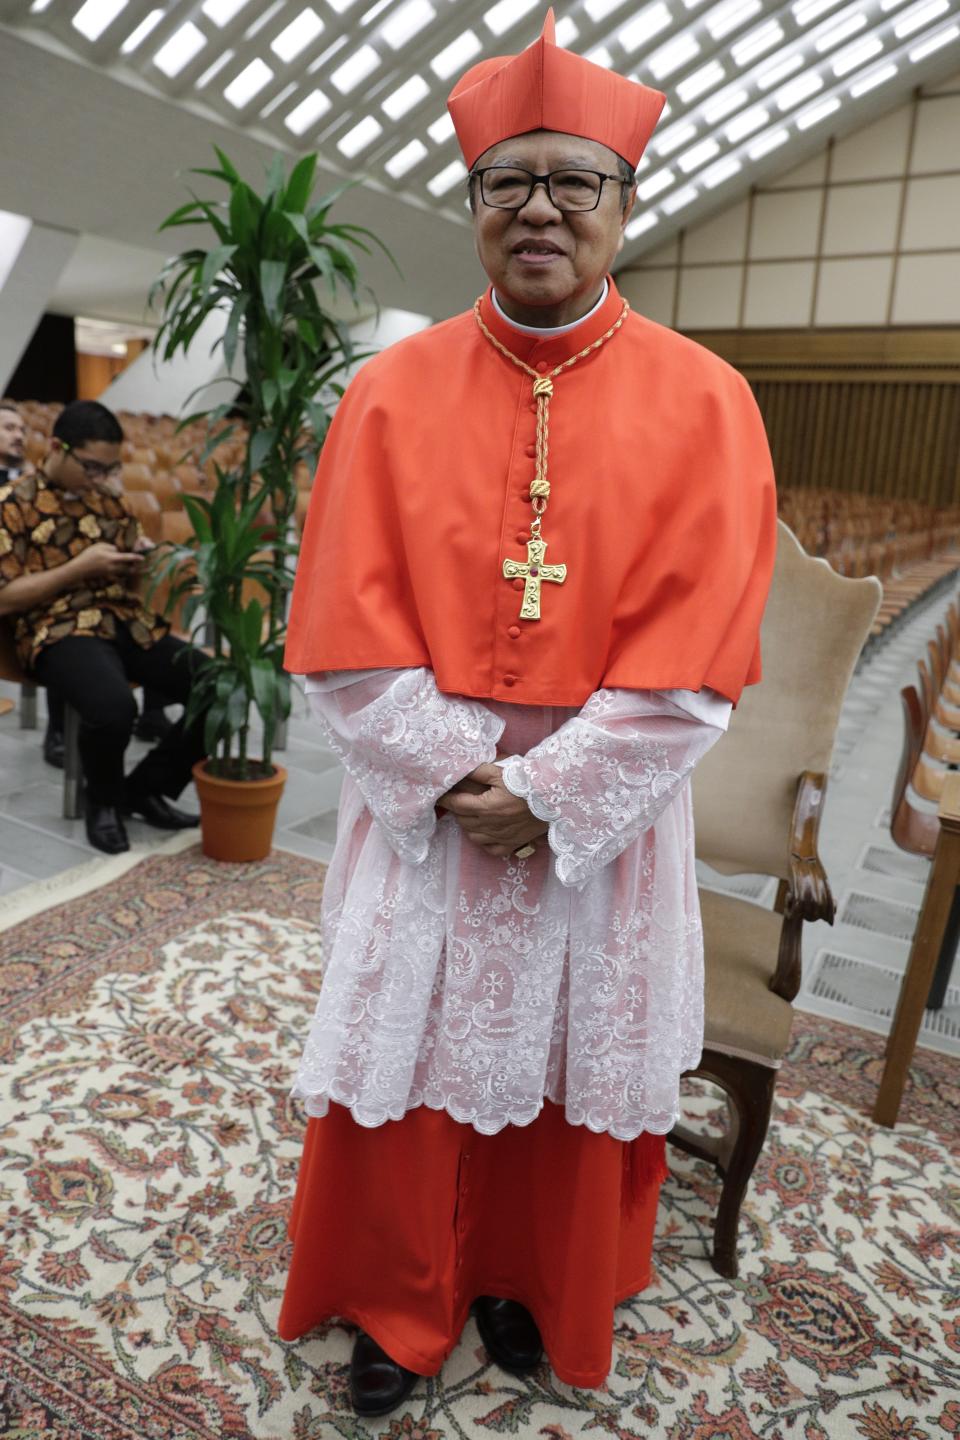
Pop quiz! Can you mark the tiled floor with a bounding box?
[3,598,958,1057]
[0,678,341,895]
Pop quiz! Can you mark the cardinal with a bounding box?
[279,8,777,1417]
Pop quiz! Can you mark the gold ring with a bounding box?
[513,843,537,859]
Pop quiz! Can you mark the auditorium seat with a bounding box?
[160,511,194,546]
[146,472,184,511]
[122,489,163,543]
[295,490,311,533]
[120,462,153,490]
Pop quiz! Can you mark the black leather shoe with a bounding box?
[474,1297,543,1375]
[43,725,65,770]
[123,792,200,830]
[349,1331,419,1417]
[134,709,174,743]
[85,803,130,855]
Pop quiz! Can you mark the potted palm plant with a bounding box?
[148,147,390,861]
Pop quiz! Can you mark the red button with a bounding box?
[529,403,537,413]
[503,674,517,686]
[515,531,528,544]
[535,360,549,373]
[513,578,525,591]
[525,444,536,457]
[508,625,521,639]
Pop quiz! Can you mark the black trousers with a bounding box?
[34,627,210,806]
[47,686,171,730]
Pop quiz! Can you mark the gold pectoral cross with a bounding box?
[502,536,567,621]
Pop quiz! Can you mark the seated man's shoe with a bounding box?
[123,792,199,830]
[134,708,174,743]
[43,724,65,770]
[474,1297,544,1375]
[349,1331,418,1417]
[85,803,130,855]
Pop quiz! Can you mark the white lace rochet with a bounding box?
[291,667,728,1141]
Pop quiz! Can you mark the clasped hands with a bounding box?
[436,759,549,859]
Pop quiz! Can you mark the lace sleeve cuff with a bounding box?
[308,668,505,866]
[499,688,724,889]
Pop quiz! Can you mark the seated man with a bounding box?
[0,399,208,854]
[0,398,32,483]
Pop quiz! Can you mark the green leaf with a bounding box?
[265,153,286,199]
[200,244,237,294]
[243,599,265,655]
[182,493,213,543]
[158,200,206,232]
[199,424,235,466]
[283,153,317,215]
[283,210,311,248]
[249,427,278,476]
[277,367,298,399]
[250,658,277,751]
[296,315,318,349]
[259,259,286,326]
[203,699,229,754]
[213,146,241,183]
[307,180,356,226]
[222,295,247,373]
[306,243,336,289]
[229,181,257,248]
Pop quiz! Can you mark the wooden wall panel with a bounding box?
[684,328,960,508]
[747,377,960,506]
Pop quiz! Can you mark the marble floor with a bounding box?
[2,598,958,1058]
[0,676,341,898]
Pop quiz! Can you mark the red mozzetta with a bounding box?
[285,277,777,706]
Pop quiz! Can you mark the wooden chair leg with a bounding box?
[874,785,960,1126]
[670,1049,778,1280]
[926,885,960,1010]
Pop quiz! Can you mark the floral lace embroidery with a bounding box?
[292,671,724,1140]
[499,688,715,890]
[307,668,505,865]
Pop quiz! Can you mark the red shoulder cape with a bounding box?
[285,279,777,706]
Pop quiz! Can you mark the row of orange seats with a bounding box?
[778,488,960,582]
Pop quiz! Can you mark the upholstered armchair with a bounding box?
[670,520,881,1278]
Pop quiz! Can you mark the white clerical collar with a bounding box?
[491,279,609,337]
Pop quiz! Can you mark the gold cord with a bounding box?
[473,296,630,546]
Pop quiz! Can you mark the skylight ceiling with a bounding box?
[12,0,960,258]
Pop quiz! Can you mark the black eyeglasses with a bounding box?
[63,444,122,481]
[472,166,627,213]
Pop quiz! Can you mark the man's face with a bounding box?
[472,130,635,323]
[0,408,26,468]
[46,437,123,492]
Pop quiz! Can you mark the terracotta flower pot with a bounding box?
[192,760,287,863]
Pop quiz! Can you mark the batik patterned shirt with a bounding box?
[0,472,168,669]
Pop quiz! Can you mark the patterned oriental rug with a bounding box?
[0,842,958,1440]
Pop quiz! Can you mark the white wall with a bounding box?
[0,213,77,393]
[102,310,242,416]
[618,67,960,330]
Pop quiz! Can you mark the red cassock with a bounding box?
[280,278,776,1381]
[278,1104,667,1386]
